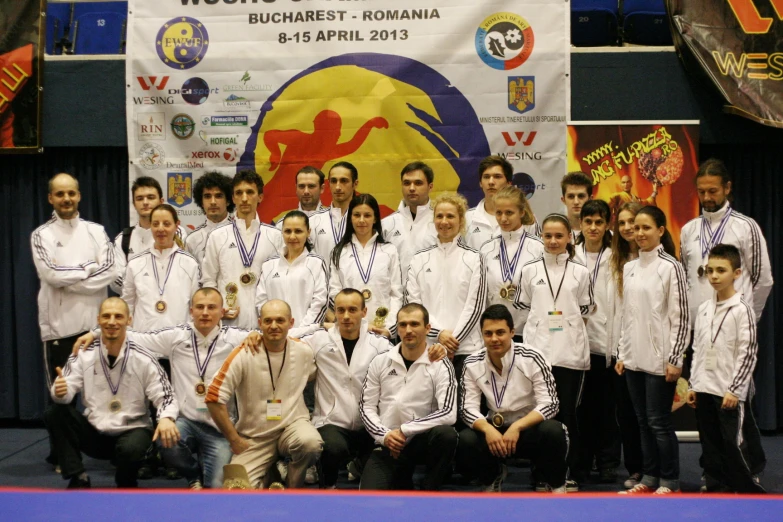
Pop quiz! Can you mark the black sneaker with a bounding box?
[137,465,154,480]
[67,475,91,489]
[166,467,181,480]
[599,468,618,484]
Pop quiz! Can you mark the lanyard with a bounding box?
[264,344,287,396]
[232,220,261,268]
[151,251,178,297]
[499,234,526,283]
[700,206,732,259]
[98,342,130,396]
[350,241,378,285]
[191,329,220,381]
[490,350,516,410]
[542,259,569,310]
[711,306,734,347]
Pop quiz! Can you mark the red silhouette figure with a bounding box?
[258,110,388,223]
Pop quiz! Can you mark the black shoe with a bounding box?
[137,465,154,480]
[165,467,181,480]
[599,469,618,484]
[67,475,91,489]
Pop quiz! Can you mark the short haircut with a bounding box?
[192,286,224,306]
[233,169,264,194]
[432,192,469,236]
[48,173,79,193]
[709,243,742,271]
[695,158,731,187]
[560,171,592,196]
[132,176,163,199]
[329,161,358,182]
[335,288,366,309]
[297,166,325,186]
[100,296,130,316]
[480,304,514,330]
[478,155,513,182]
[401,161,434,184]
[194,171,235,213]
[397,303,429,325]
[260,299,292,318]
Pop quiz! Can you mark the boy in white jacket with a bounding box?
[687,244,764,493]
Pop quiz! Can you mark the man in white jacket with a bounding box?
[45,298,179,488]
[185,172,235,265]
[273,166,327,228]
[359,303,457,490]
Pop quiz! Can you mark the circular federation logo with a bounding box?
[475,12,534,70]
[181,77,211,105]
[513,172,537,200]
[156,17,209,70]
[138,143,165,169]
[170,113,196,140]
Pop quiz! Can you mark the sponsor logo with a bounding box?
[222,94,251,111]
[535,278,546,285]
[138,143,165,170]
[229,242,237,249]
[167,172,193,208]
[475,12,534,70]
[164,161,204,169]
[388,369,398,376]
[223,71,273,92]
[223,148,239,162]
[473,227,481,233]
[272,272,280,278]
[137,112,166,141]
[198,131,240,146]
[56,241,63,247]
[171,113,196,140]
[132,96,174,105]
[480,115,566,123]
[508,76,535,114]
[202,115,249,127]
[318,229,326,235]
[425,268,432,273]
[189,148,240,163]
[136,76,169,91]
[501,131,536,147]
[511,172,546,200]
[174,77,217,105]
[496,151,543,161]
[392,230,401,237]
[156,17,209,70]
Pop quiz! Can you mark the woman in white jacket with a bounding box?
[615,205,689,495]
[256,211,329,338]
[516,213,594,491]
[121,204,200,331]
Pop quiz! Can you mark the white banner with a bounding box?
[126,0,568,230]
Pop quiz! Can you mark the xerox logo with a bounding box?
[136,76,170,91]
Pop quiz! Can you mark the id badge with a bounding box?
[196,396,208,412]
[267,399,282,421]
[548,310,564,332]
[704,348,718,371]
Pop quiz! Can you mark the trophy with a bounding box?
[373,306,389,329]
[224,282,239,320]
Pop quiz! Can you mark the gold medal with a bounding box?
[500,283,517,302]
[240,272,256,286]
[155,300,167,313]
[195,381,207,397]
[491,412,504,428]
[362,288,372,301]
[109,398,122,413]
[373,306,389,328]
[697,265,705,278]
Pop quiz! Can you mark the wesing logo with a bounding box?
[156,17,209,70]
[502,131,536,147]
[137,76,170,91]
[475,12,534,70]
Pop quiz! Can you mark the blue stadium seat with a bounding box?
[70,2,128,54]
[621,0,673,45]
[45,3,73,55]
[571,0,619,47]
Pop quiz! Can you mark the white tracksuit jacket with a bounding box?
[111,223,188,294]
[680,202,773,325]
[51,338,178,434]
[31,214,116,341]
[201,217,283,329]
[689,293,758,401]
[481,229,545,331]
[308,206,348,261]
[575,244,617,368]
[617,244,690,375]
[516,252,594,371]
[460,343,559,427]
[360,344,457,444]
[185,215,233,265]
[274,203,328,229]
[464,199,540,251]
[381,200,438,281]
[405,237,486,355]
[300,322,392,431]
[121,247,201,331]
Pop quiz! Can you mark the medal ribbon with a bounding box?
[583,245,606,288]
[191,329,221,381]
[152,251,178,297]
[700,206,732,260]
[330,211,348,245]
[542,258,569,310]
[490,350,517,410]
[350,241,378,285]
[232,220,261,268]
[99,340,130,396]
[499,234,526,283]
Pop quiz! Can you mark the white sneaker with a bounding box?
[547,483,567,494]
[189,480,203,490]
[653,486,680,495]
[276,460,289,482]
[565,479,579,492]
[483,464,507,492]
[305,465,319,484]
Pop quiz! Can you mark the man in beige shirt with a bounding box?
[206,300,322,488]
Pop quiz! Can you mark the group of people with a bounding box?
[33,155,772,494]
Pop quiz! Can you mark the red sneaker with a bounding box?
[619,483,655,495]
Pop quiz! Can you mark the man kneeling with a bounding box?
[46,297,179,488]
[206,300,322,488]
[457,304,568,493]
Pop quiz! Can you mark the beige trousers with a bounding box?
[231,418,323,488]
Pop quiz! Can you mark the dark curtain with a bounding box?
[700,144,782,431]
[0,147,128,420]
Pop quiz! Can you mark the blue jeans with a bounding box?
[624,369,679,490]
[158,417,232,488]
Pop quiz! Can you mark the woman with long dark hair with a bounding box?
[329,194,402,337]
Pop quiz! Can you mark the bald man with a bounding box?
[45,297,179,488]
[206,300,322,488]
[607,175,657,222]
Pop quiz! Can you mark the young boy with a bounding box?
[686,244,765,493]
[560,172,592,243]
